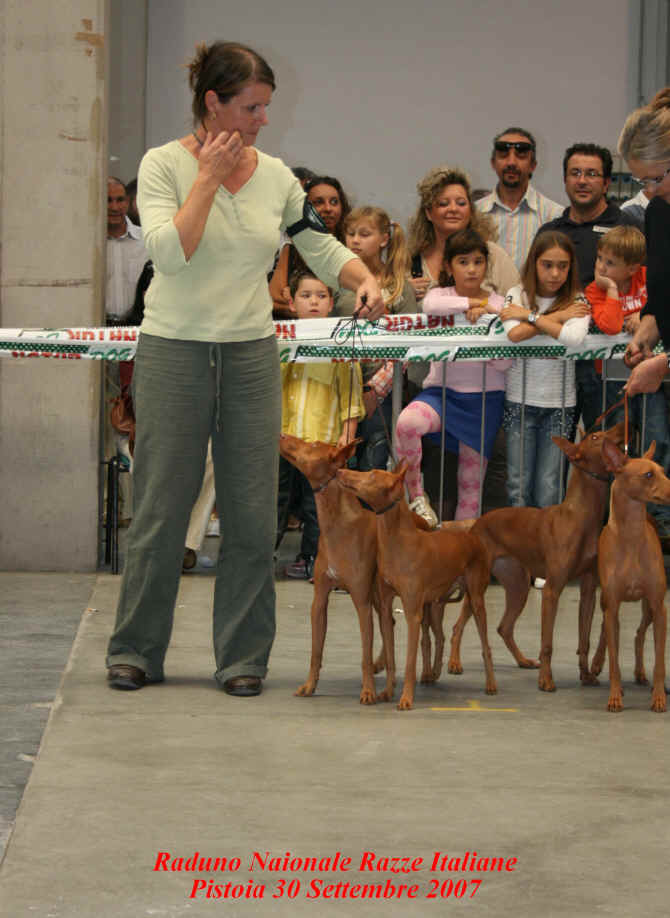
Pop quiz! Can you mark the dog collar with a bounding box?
[313,473,337,494]
[572,461,612,483]
[374,497,401,515]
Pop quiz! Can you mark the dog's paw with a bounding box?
[397,695,413,710]
[580,672,600,686]
[538,675,556,692]
[420,671,435,684]
[376,688,393,703]
[359,688,376,705]
[607,694,623,712]
[294,682,316,697]
[650,692,667,713]
[447,659,463,675]
[635,671,649,686]
[517,656,540,669]
[485,681,498,695]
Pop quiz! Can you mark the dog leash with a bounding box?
[587,391,631,454]
[331,299,396,461]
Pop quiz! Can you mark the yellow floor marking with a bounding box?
[431,699,518,712]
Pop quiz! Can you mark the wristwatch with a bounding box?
[527,311,538,325]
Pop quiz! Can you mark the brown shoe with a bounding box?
[107,664,146,690]
[183,548,197,571]
[223,675,262,697]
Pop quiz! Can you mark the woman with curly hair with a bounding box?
[407,165,519,304]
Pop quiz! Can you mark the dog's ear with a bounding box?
[331,438,362,466]
[643,440,657,461]
[606,420,627,447]
[393,458,409,480]
[552,436,579,461]
[601,437,627,473]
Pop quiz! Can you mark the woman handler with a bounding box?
[105,41,383,696]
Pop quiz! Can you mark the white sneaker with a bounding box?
[409,495,438,528]
[206,516,220,537]
[532,577,546,589]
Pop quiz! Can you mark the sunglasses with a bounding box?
[494,141,535,155]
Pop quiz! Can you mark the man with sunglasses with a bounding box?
[477,127,562,270]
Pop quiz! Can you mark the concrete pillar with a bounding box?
[0,1,108,570]
[108,0,147,184]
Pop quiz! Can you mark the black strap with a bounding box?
[286,200,328,238]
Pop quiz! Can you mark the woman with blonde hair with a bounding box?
[407,165,519,304]
[621,89,670,396]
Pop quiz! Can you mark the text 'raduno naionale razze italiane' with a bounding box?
[153,849,518,901]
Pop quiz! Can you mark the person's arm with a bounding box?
[138,133,245,274]
[173,131,245,260]
[625,353,668,395]
[423,287,470,315]
[336,363,365,444]
[337,259,384,319]
[586,280,623,335]
[556,311,591,348]
[268,245,292,317]
[624,313,661,367]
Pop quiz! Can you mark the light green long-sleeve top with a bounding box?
[137,141,354,343]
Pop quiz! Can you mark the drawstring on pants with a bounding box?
[209,344,224,432]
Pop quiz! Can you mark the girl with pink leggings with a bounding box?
[396,229,512,527]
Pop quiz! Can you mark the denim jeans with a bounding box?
[350,394,393,471]
[503,401,575,508]
[106,332,280,684]
[277,457,319,559]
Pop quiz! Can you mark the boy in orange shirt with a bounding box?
[586,225,670,544]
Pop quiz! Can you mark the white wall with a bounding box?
[146,0,632,227]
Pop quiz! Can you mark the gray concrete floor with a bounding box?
[1,535,670,917]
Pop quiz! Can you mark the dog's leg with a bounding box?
[649,600,667,712]
[538,583,563,692]
[375,581,396,702]
[448,596,471,675]
[493,557,537,668]
[634,603,652,685]
[430,600,446,682]
[420,610,433,684]
[465,563,497,695]
[397,600,423,710]
[295,575,331,697]
[577,566,599,685]
[349,591,376,705]
[602,593,623,712]
[590,616,607,678]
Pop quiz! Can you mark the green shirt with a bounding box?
[137,141,354,343]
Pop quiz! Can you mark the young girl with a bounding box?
[339,206,416,470]
[500,230,590,510]
[395,229,511,526]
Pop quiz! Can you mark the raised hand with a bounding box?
[197,130,244,184]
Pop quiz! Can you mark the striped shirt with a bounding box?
[281,362,364,444]
[477,185,563,271]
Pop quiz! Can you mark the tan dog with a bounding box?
[597,439,670,713]
[337,463,495,710]
[279,434,393,703]
[447,423,626,692]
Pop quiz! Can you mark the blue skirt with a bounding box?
[413,386,504,458]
